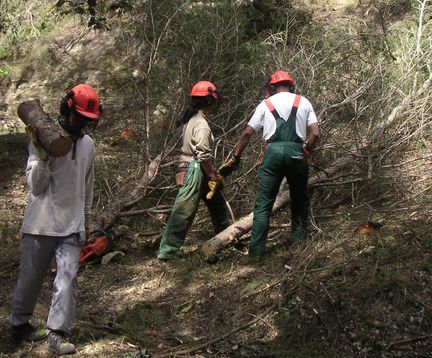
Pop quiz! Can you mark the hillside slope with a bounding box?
[1,1,431,357]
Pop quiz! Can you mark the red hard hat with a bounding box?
[190,81,219,100]
[269,70,295,86]
[69,84,101,120]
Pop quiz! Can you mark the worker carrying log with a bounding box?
[8,84,102,356]
[157,81,230,261]
[219,70,320,261]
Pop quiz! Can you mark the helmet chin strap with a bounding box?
[58,115,84,160]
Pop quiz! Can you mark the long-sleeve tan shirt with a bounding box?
[180,111,214,162]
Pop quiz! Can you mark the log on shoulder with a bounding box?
[17,99,72,157]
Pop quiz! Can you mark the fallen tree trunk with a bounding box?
[201,73,432,258]
[93,126,181,231]
[95,154,162,230]
[17,99,72,157]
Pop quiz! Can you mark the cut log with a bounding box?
[17,99,72,157]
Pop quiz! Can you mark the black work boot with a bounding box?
[47,331,76,355]
[291,225,307,244]
[9,322,48,342]
[239,254,264,265]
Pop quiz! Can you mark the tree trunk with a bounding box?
[17,99,72,157]
[95,154,162,230]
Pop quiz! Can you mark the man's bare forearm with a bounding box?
[306,123,320,153]
[234,125,255,158]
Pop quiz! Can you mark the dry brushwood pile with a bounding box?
[0,0,431,357]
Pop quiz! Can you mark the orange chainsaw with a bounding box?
[79,229,113,265]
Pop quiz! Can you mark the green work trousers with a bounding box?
[249,142,309,257]
[158,160,230,260]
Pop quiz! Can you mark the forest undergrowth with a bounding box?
[0,0,431,357]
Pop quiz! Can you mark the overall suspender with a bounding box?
[264,95,303,144]
[264,94,301,120]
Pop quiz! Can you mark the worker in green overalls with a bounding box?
[158,81,230,261]
[219,70,320,260]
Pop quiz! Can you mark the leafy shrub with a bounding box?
[0,64,11,77]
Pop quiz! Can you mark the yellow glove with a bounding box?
[25,125,49,161]
[206,175,224,200]
[218,155,240,178]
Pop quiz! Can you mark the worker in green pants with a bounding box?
[219,70,320,259]
[158,81,229,261]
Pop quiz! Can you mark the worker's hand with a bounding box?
[218,155,240,178]
[25,125,49,161]
[303,141,311,161]
[206,175,224,200]
[303,147,311,161]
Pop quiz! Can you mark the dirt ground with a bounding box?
[0,129,431,357]
[1,3,431,355]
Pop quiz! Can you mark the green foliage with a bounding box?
[0,63,11,77]
[240,0,311,41]
[1,2,431,357]
[105,0,273,159]
[0,1,64,60]
[0,46,13,60]
[65,77,74,88]
[386,13,431,90]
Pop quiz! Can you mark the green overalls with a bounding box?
[248,95,309,257]
[158,159,230,260]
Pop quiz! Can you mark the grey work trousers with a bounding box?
[9,233,84,334]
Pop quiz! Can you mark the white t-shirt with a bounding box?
[247,92,318,141]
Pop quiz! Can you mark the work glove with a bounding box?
[25,125,49,161]
[218,155,240,178]
[206,174,224,200]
